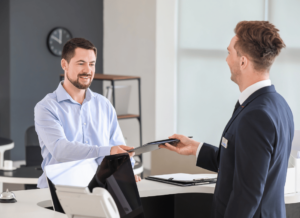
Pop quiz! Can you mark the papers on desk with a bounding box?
[146,173,217,187]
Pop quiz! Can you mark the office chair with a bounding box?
[23,126,43,190]
[0,138,14,169]
[25,126,43,167]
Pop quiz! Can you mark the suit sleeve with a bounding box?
[225,110,275,218]
[196,143,219,173]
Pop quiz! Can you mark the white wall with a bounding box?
[155,0,177,139]
[103,0,178,172]
[103,0,156,169]
[177,0,265,148]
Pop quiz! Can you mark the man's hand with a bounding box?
[110,146,141,182]
[110,145,135,158]
[159,134,200,156]
[135,175,141,182]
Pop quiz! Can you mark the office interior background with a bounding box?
[0,0,299,190]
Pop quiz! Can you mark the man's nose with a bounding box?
[84,64,92,73]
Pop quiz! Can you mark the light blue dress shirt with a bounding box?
[35,82,134,188]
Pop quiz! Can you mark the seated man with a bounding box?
[35,38,141,188]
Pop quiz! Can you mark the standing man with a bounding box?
[160,21,294,217]
[35,38,141,188]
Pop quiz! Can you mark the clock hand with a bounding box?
[59,29,62,44]
[51,35,61,44]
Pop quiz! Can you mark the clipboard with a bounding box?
[145,173,217,187]
[127,137,193,156]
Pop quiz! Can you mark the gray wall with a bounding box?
[6,0,103,160]
[0,0,11,160]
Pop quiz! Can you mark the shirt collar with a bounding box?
[239,79,271,105]
[56,81,94,103]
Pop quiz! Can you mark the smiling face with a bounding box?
[62,48,96,89]
[226,36,242,84]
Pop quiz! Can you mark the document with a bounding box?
[146,173,217,187]
[150,173,217,183]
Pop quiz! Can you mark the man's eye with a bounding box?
[90,64,95,66]
[79,63,84,65]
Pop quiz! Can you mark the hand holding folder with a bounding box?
[159,134,200,156]
[127,136,193,156]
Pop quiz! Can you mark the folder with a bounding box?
[127,138,180,156]
[127,137,193,156]
[146,173,217,187]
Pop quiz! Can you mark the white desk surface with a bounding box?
[137,178,215,197]
[1,177,300,218]
[1,188,66,218]
[0,167,142,185]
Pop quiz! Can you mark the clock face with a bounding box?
[47,27,72,56]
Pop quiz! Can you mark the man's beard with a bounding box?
[230,64,241,84]
[66,72,92,89]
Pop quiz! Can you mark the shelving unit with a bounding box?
[60,74,143,176]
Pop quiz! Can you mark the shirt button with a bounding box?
[85,141,88,143]
[84,123,86,125]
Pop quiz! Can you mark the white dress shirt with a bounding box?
[195,79,272,160]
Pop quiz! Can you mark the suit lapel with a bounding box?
[223,106,244,133]
[217,85,277,163]
[223,85,276,134]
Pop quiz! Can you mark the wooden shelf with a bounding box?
[60,73,140,80]
[117,114,140,119]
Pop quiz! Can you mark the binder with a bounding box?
[127,136,193,156]
[145,173,217,187]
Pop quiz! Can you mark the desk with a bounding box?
[1,175,300,218]
[0,164,143,192]
[0,167,42,192]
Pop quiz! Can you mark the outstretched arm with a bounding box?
[159,134,219,172]
[35,104,110,163]
[35,104,134,163]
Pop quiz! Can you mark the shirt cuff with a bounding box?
[195,142,204,161]
[98,146,111,157]
[130,157,135,169]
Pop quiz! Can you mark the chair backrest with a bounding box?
[25,126,43,167]
[25,126,40,146]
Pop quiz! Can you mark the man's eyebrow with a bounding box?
[76,60,96,63]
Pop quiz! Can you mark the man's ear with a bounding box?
[61,59,68,71]
[240,56,248,70]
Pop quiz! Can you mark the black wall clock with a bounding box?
[47,27,72,56]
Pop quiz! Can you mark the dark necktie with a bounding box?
[233,100,240,115]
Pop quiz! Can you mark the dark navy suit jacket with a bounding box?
[197,85,294,218]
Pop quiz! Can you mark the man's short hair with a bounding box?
[62,38,97,63]
[234,21,285,71]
